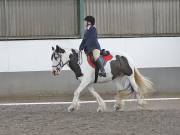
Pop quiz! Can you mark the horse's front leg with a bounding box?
[68,81,89,112]
[88,85,107,112]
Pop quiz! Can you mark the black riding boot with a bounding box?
[96,56,106,77]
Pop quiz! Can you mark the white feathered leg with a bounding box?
[68,81,89,112]
[128,76,147,109]
[88,86,107,112]
[114,77,126,111]
[114,77,133,111]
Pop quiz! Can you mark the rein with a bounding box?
[78,51,83,65]
[52,60,69,68]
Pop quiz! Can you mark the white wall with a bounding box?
[0,37,180,72]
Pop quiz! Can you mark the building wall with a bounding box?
[85,0,180,35]
[0,0,180,39]
[0,37,180,72]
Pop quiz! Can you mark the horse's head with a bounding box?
[51,45,69,76]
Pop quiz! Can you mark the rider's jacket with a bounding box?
[79,26,101,54]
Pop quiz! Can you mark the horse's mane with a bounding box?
[64,48,80,53]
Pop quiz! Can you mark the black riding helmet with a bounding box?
[84,16,95,25]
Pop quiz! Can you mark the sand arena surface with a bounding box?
[0,99,180,135]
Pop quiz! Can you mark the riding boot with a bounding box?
[96,56,106,77]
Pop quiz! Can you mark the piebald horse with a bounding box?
[51,45,153,112]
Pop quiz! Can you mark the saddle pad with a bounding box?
[87,54,113,68]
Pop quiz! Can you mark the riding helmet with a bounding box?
[84,16,95,25]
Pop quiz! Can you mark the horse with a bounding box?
[51,45,153,112]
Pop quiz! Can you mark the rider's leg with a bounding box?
[92,49,100,61]
[92,49,106,77]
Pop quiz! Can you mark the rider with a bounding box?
[79,15,106,77]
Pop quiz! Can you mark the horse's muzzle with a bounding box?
[52,70,60,76]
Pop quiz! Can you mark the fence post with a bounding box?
[79,0,84,38]
[4,0,8,39]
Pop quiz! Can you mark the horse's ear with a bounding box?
[71,49,76,54]
[52,46,55,51]
[59,48,65,53]
[55,45,65,53]
[56,45,60,52]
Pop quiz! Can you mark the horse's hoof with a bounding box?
[138,100,147,106]
[115,106,120,111]
[114,105,121,111]
[138,104,147,110]
[97,107,105,112]
[138,100,147,110]
[68,106,75,112]
[97,107,103,112]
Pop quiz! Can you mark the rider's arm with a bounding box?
[79,38,85,51]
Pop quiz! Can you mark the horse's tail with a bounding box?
[134,68,154,96]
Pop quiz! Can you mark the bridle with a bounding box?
[78,51,83,65]
[52,52,69,71]
[52,50,83,72]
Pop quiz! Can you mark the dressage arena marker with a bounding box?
[0,97,180,106]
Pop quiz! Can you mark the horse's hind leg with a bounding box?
[127,75,147,109]
[88,85,107,112]
[114,77,131,111]
[114,90,126,111]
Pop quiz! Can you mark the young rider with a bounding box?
[79,16,106,77]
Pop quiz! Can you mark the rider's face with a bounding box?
[84,21,91,28]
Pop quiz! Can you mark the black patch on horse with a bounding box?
[69,49,83,79]
[55,45,65,53]
[110,55,132,80]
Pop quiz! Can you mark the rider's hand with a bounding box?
[79,47,83,51]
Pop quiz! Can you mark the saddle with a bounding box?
[87,49,113,68]
[87,49,113,83]
[110,55,133,79]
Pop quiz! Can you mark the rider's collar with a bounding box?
[86,25,92,30]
